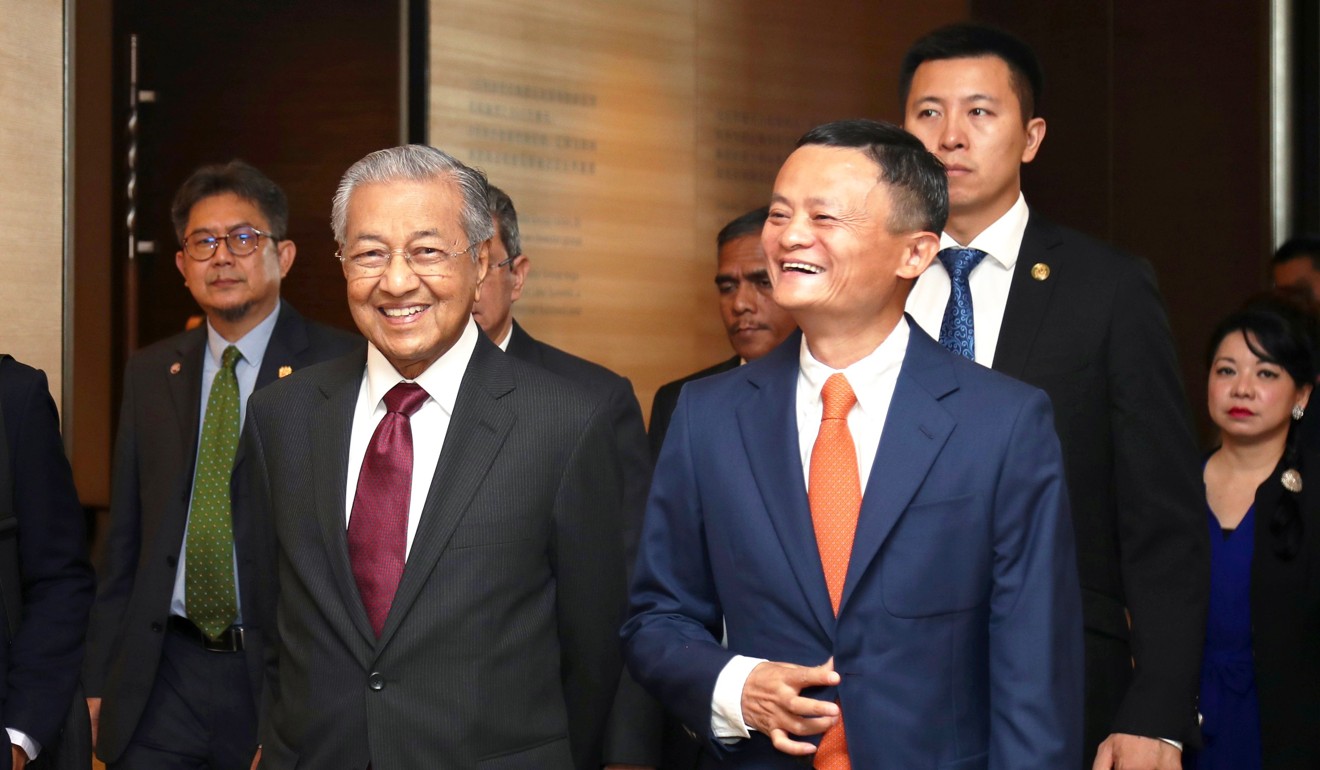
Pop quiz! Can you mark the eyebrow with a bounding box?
[352,228,443,244]
[186,221,254,238]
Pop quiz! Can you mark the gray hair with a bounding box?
[331,144,494,252]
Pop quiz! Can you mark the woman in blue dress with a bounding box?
[1188,297,1318,769]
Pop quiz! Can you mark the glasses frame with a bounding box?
[335,241,480,277]
[181,226,277,262]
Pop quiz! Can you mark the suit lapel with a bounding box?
[991,211,1062,379]
[168,329,207,458]
[255,302,311,388]
[840,328,956,614]
[736,336,835,637]
[308,352,377,645]
[378,337,515,647]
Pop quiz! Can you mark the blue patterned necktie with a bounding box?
[937,247,989,360]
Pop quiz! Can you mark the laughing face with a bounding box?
[342,177,488,379]
[763,144,935,334]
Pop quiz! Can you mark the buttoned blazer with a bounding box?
[623,324,1084,769]
[83,304,361,763]
[990,212,1208,745]
[648,356,740,461]
[0,358,95,766]
[245,334,627,770]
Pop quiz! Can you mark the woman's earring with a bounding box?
[1293,404,1306,421]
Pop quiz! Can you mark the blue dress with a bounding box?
[1186,505,1262,769]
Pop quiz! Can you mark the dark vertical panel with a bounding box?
[1296,0,1319,233]
[973,0,1271,441]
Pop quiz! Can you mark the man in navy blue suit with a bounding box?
[623,119,1083,768]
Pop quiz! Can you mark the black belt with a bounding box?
[168,616,245,653]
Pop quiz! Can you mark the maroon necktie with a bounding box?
[348,382,428,637]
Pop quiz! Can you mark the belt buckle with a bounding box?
[203,626,244,653]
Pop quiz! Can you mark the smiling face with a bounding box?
[762,144,938,360]
[715,234,796,361]
[342,177,488,379]
[1208,330,1311,447]
[175,192,295,340]
[903,56,1045,243]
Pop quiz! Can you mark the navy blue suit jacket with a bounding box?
[623,323,1084,769]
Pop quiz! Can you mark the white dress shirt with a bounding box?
[905,193,1030,367]
[709,319,910,738]
[344,318,480,557]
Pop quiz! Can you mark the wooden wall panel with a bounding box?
[0,1,65,400]
[430,0,965,414]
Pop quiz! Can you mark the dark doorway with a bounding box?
[112,0,409,359]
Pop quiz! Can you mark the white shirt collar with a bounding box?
[205,299,281,367]
[939,192,1030,271]
[798,317,909,417]
[363,316,480,418]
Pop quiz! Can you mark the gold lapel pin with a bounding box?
[1031,263,1051,281]
[278,365,293,378]
[169,362,182,375]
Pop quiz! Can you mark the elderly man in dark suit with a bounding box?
[83,161,361,770]
[244,145,628,769]
[900,23,1208,770]
[648,207,796,459]
[0,356,95,770]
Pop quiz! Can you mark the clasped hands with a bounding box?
[740,658,841,757]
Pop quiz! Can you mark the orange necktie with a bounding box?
[808,373,859,770]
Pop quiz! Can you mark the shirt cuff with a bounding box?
[7,728,40,761]
[710,655,767,740]
[1160,738,1183,752]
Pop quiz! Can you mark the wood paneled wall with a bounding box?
[429,0,965,415]
[0,1,65,400]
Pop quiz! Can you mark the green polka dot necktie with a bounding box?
[186,344,241,639]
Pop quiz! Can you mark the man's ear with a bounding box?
[1021,117,1047,164]
[509,255,531,302]
[472,242,490,302]
[276,239,297,278]
[896,230,941,280]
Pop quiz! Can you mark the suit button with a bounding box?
[150,621,163,633]
[367,672,384,691]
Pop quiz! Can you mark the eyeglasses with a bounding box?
[494,253,520,269]
[336,242,479,277]
[182,226,276,261]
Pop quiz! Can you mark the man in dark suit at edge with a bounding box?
[471,183,660,768]
[648,207,797,459]
[900,23,1208,770]
[84,161,362,770]
[244,145,628,768]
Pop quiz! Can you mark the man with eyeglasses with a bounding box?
[241,145,629,769]
[83,161,361,770]
[472,184,660,768]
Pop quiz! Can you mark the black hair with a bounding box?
[899,22,1044,122]
[716,206,769,250]
[1207,294,1320,559]
[1272,233,1320,269]
[170,160,289,242]
[486,184,522,259]
[795,119,948,234]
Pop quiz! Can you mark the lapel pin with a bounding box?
[1031,263,1051,281]
[278,365,293,378]
[169,362,182,375]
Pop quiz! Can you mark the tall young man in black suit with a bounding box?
[84,162,361,770]
[900,23,1208,770]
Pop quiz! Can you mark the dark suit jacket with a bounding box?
[990,212,1208,749]
[0,358,95,769]
[648,356,739,460]
[504,320,660,765]
[83,304,361,763]
[624,326,1084,768]
[1249,456,1320,768]
[245,335,628,770]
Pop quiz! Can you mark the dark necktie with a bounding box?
[808,373,859,770]
[348,382,429,637]
[937,247,988,361]
[186,345,242,640]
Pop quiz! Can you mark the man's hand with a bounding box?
[250,746,261,770]
[86,697,101,749]
[741,658,841,756]
[10,745,27,770]
[1092,733,1180,770]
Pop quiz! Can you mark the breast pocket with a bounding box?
[881,494,990,618]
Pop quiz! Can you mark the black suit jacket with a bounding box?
[0,358,95,768]
[246,335,627,770]
[989,212,1208,749]
[504,321,660,765]
[648,356,739,460]
[1249,452,1320,768]
[83,304,361,763]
